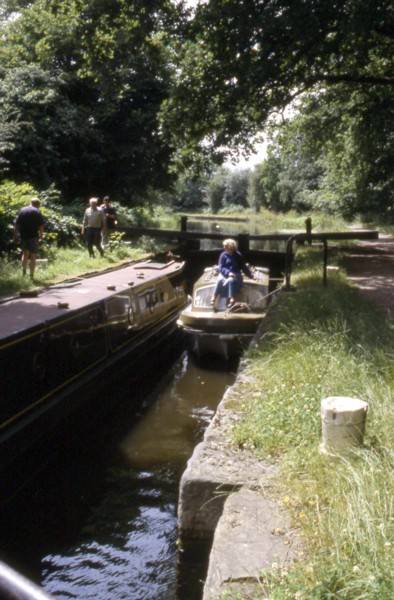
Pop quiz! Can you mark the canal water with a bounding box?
[186,218,287,252]
[0,350,235,600]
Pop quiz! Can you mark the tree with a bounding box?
[247,165,265,213]
[0,65,103,192]
[0,0,185,201]
[222,169,249,209]
[206,169,227,213]
[173,173,207,211]
[258,151,282,212]
[265,85,394,218]
[162,0,394,164]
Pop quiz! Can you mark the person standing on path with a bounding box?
[14,197,44,279]
[81,197,105,258]
[101,196,117,247]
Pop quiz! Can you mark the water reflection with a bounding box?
[120,353,232,469]
[1,351,235,600]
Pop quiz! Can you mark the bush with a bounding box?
[0,180,80,254]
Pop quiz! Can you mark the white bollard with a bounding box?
[320,396,368,454]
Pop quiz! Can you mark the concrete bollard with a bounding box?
[320,396,368,454]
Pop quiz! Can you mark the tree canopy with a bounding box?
[0,0,185,200]
[163,0,394,160]
[1,1,394,219]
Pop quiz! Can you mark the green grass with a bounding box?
[249,209,351,233]
[0,243,147,298]
[232,249,394,599]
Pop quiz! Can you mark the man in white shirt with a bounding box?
[81,197,106,257]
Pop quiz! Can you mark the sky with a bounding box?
[223,139,268,171]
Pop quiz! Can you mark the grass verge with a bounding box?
[0,244,147,298]
[232,249,393,599]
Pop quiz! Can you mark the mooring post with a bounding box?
[320,396,368,454]
[180,216,188,232]
[237,233,249,253]
[305,217,312,245]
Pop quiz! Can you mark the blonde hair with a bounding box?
[223,238,237,251]
[89,197,99,206]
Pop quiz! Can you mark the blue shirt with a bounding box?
[218,251,252,279]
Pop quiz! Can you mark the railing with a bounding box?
[0,560,53,600]
[119,221,378,250]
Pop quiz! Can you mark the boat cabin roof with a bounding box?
[0,259,184,342]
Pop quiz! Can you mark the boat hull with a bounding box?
[178,307,264,333]
[1,309,183,503]
[177,265,271,360]
[181,323,255,361]
[0,260,186,504]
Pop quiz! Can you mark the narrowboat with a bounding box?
[0,258,186,503]
[177,265,275,360]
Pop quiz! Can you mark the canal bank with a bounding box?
[178,238,394,600]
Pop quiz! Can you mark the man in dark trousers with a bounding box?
[101,196,117,247]
[14,197,45,279]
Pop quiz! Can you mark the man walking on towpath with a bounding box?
[14,197,44,279]
[100,195,117,247]
[81,197,105,257]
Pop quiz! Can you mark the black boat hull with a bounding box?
[0,263,187,504]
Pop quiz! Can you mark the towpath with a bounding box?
[342,233,394,318]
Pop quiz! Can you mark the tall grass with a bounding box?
[249,209,350,232]
[233,250,394,598]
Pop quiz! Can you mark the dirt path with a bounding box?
[342,234,394,318]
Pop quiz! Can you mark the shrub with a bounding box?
[0,180,80,254]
